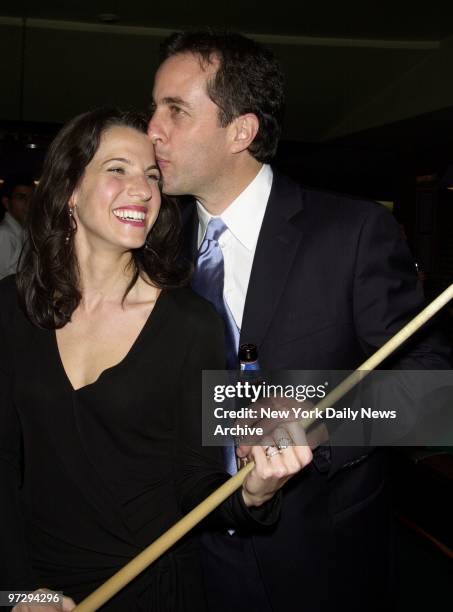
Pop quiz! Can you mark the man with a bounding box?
[148,31,450,611]
[0,175,34,279]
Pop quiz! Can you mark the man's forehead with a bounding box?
[156,52,218,86]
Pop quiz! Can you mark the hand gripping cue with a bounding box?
[74,283,453,611]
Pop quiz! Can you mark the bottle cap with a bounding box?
[239,343,258,363]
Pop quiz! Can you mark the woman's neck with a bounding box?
[76,248,137,311]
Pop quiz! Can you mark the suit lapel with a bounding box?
[240,171,304,349]
[181,174,305,352]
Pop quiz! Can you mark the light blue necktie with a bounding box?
[192,218,239,474]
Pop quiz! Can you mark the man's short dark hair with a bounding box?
[2,174,35,198]
[161,30,285,163]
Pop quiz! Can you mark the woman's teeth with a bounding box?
[113,209,145,221]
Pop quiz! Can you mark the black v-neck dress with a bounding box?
[0,276,278,610]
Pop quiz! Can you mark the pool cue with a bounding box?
[74,282,453,611]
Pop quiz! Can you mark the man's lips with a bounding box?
[156,158,170,169]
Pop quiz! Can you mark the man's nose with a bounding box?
[147,115,165,145]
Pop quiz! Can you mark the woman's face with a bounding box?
[71,125,161,252]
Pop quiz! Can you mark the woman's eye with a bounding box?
[108,167,125,174]
[147,174,161,182]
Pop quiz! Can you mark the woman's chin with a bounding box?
[127,239,148,252]
[115,233,148,252]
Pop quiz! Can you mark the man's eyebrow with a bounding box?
[161,96,191,109]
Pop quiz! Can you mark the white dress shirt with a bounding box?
[0,212,24,280]
[196,164,273,329]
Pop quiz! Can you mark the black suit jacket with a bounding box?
[183,170,450,612]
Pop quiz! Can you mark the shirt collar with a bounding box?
[3,212,23,237]
[196,164,273,250]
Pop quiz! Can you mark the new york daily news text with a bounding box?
[202,370,453,446]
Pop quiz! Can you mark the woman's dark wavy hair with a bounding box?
[17,107,189,329]
[161,30,285,163]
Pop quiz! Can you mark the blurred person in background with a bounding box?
[0,175,34,279]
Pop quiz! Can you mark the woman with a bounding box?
[0,108,310,611]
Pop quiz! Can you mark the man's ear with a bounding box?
[229,114,259,154]
[1,196,10,211]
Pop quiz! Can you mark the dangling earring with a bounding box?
[65,206,76,243]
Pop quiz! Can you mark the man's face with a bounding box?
[148,53,232,200]
[3,184,33,226]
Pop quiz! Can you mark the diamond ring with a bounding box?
[265,445,280,459]
[276,436,292,451]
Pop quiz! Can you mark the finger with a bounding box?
[266,448,289,480]
[256,443,288,480]
[62,596,76,611]
[248,445,273,481]
[277,445,304,474]
[236,444,250,458]
[272,424,313,467]
[272,426,293,450]
[12,602,34,611]
[11,603,57,612]
[284,420,318,466]
[238,432,273,458]
[291,444,313,466]
[285,420,309,446]
[233,417,264,447]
